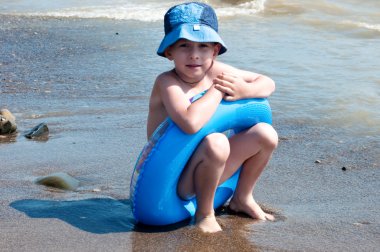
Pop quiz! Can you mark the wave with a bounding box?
[1,0,266,22]
[341,20,380,32]
[30,5,168,22]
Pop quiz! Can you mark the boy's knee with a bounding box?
[202,133,230,164]
[254,123,278,150]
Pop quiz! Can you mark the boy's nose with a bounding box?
[189,48,200,60]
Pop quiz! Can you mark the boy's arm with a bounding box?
[159,74,224,134]
[213,63,275,101]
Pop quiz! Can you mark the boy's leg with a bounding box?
[221,123,278,220]
[177,133,230,233]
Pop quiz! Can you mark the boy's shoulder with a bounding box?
[212,60,238,74]
[155,70,178,86]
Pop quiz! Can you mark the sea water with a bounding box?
[1,0,379,138]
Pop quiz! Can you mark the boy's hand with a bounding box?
[213,73,248,101]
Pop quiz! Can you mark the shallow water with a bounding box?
[0,0,379,251]
[2,0,379,137]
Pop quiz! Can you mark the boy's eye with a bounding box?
[179,43,189,47]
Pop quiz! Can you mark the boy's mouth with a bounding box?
[186,64,202,68]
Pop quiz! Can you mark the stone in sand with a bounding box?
[35,172,80,191]
[0,109,17,134]
[24,123,49,139]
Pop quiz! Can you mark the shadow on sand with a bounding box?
[10,197,262,250]
[10,198,136,234]
[10,198,191,234]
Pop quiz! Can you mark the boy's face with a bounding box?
[165,39,221,79]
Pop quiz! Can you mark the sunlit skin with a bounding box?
[147,39,278,233]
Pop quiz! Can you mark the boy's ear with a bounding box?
[213,43,222,57]
[164,49,174,60]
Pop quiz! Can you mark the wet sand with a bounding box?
[1,15,379,251]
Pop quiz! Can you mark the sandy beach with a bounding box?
[1,2,379,251]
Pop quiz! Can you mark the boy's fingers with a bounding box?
[217,74,235,83]
[223,95,236,101]
[215,83,238,101]
[215,84,233,95]
[214,78,233,88]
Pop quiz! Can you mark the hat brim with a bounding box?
[157,23,227,57]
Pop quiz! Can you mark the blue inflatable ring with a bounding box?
[130,98,272,226]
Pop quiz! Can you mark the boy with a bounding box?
[147,2,278,233]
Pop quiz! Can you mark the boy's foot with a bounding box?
[195,213,222,233]
[229,197,275,221]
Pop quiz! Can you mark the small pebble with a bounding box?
[315,160,322,164]
[353,221,370,226]
[115,32,119,35]
[342,166,347,171]
[35,172,80,191]
[24,122,49,139]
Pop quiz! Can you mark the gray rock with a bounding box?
[0,109,17,134]
[24,123,49,139]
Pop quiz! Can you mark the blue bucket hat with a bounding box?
[157,2,227,57]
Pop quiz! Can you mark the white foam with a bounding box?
[216,0,266,17]
[342,20,380,32]
[22,4,170,22]
[2,1,266,21]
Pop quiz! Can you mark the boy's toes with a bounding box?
[265,213,275,221]
[196,215,222,233]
